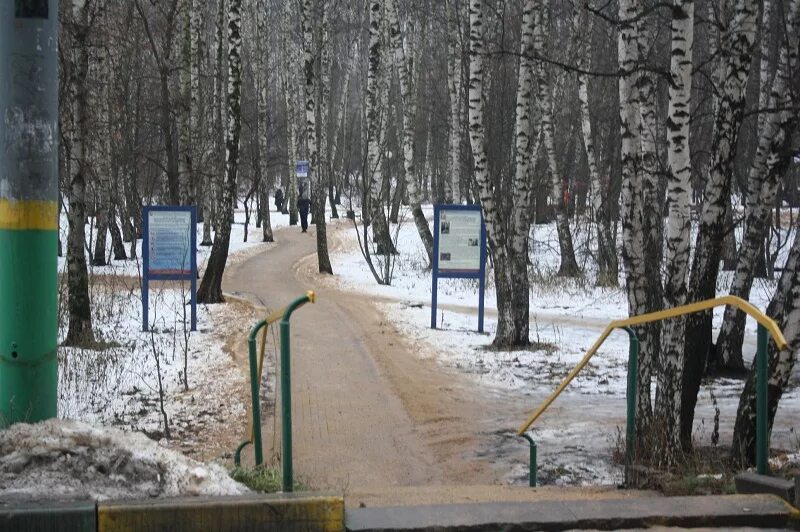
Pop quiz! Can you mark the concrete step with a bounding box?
[345,494,798,531]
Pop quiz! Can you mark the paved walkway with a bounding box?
[224,223,442,490]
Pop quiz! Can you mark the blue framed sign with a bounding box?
[142,206,197,332]
[431,204,487,332]
[296,160,309,178]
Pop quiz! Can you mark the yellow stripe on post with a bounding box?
[0,199,58,231]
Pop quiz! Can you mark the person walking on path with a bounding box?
[298,185,311,232]
[274,188,284,212]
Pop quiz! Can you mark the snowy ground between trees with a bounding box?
[321,206,800,486]
[26,207,290,500]
[12,202,798,499]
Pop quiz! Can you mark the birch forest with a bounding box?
[59,0,800,470]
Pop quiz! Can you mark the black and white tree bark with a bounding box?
[680,0,758,450]
[445,0,464,204]
[198,0,242,303]
[365,0,396,256]
[387,0,434,265]
[255,0,273,242]
[576,12,616,287]
[716,0,800,372]
[64,0,99,346]
[655,0,695,461]
[618,0,657,441]
[731,215,800,466]
[301,0,333,274]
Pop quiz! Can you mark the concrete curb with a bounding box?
[0,492,344,532]
[345,494,795,531]
[0,500,95,532]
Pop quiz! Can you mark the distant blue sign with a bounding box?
[142,206,197,332]
[296,160,309,178]
[431,204,487,333]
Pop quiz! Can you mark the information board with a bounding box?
[437,209,483,273]
[142,206,197,332]
[147,210,193,274]
[296,160,309,178]
[431,204,487,332]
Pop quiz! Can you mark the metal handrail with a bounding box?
[518,295,786,435]
[517,295,788,482]
[234,291,316,484]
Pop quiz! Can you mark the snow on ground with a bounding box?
[58,206,289,277]
[32,208,296,499]
[0,419,249,501]
[58,281,249,455]
[325,206,800,486]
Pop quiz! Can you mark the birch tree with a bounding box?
[282,0,299,226]
[64,0,100,346]
[731,217,800,466]
[197,0,242,303]
[576,12,616,287]
[364,0,396,256]
[536,0,579,278]
[301,0,333,274]
[178,0,194,206]
[255,0,273,242]
[618,0,654,435]
[386,0,434,265]
[681,0,758,448]
[445,0,464,204]
[656,0,694,461]
[716,0,800,371]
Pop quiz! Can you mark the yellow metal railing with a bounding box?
[517,295,786,436]
[516,295,788,484]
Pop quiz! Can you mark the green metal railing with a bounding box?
[234,291,316,493]
[517,296,788,487]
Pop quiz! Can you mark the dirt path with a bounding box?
[225,224,455,490]
[222,221,650,504]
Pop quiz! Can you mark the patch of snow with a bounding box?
[324,206,800,486]
[0,419,249,501]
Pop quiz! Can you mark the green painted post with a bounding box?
[521,433,537,487]
[279,293,314,493]
[280,319,293,492]
[623,327,639,486]
[756,324,768,475]
[247,320,267,466]
[0,0,60,426]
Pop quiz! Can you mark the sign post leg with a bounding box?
[478,274,485,333]
[142,278,149,332]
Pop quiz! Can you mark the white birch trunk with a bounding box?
[717,0,800,370]
[198,0,242,303]
[256,0,273,242]
[365,0,394,255]
[681,0,758,449]
[387,0,434,264]
[618,0,653,440]
[445,0,463,204]
[732,217,800,464]
[656,0,695,462]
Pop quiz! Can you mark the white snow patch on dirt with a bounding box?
[0,420,249,501]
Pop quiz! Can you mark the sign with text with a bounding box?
[431,204,487,333]
[296,160,309,178]
[437,209,483,273]
[147,210,193,274]
[142,206,197,332]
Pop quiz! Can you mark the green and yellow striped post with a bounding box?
[0,0,59,426]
